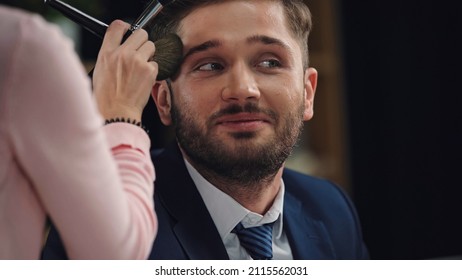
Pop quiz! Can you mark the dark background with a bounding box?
[2,0,461,260]
[340,1,462,259]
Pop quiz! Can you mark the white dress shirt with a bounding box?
[184,159,293,260]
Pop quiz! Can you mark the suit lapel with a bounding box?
[283,185,337,259]
[155,144,229,259]
[155,144,337,259]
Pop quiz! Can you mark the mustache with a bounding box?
[210,102,278,122]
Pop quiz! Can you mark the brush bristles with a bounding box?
[153,33,183,80]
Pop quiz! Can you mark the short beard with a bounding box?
[172,100,305,189]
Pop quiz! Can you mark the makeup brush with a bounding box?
[44,0,182,80]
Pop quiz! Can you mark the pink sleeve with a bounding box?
[5,13,156,259]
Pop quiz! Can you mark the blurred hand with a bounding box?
[93,20,158,121]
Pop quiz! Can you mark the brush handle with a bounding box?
[44,0,151,77]
[45,0,171,42]
[45,0,181,80]
[45,0,108,39]
[118,0,174,42]
[130,1,164,32]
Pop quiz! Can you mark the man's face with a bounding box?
[160,0,317,183]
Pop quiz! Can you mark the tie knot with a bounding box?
[232,222,274,260]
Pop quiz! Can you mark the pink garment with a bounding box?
[0,6,157,259]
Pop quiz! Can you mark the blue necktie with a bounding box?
[232,222,274,260]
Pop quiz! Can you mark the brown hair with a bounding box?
[148,0,313,68]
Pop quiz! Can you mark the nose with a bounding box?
[221,62,260,102]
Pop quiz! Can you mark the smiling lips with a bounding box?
[214,113,272,132]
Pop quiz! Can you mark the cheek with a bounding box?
[263,79,304,111]
[175,83,220,121]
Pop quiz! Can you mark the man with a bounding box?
[43,0,368,259]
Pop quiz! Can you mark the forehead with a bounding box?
[177,1,298,50]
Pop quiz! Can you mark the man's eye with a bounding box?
[197,62,224,71]
[258,59,281,68]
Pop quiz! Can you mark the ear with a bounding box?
[303,67,318,121]
[151,81,173,126]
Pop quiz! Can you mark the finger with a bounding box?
[100,20,130,51]
[137,40,156,61]
[122,28,149,50]
[148,61,159,82]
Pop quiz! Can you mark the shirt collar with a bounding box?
[184,158,285,241]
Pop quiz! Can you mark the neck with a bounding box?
[226,169,283,215]
[184,151,284,214]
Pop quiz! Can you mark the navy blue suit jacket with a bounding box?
[42,143,368,259]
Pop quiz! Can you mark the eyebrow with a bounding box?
[182,35,292,61]
[246,35,292,52]
[183,40,222,61]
